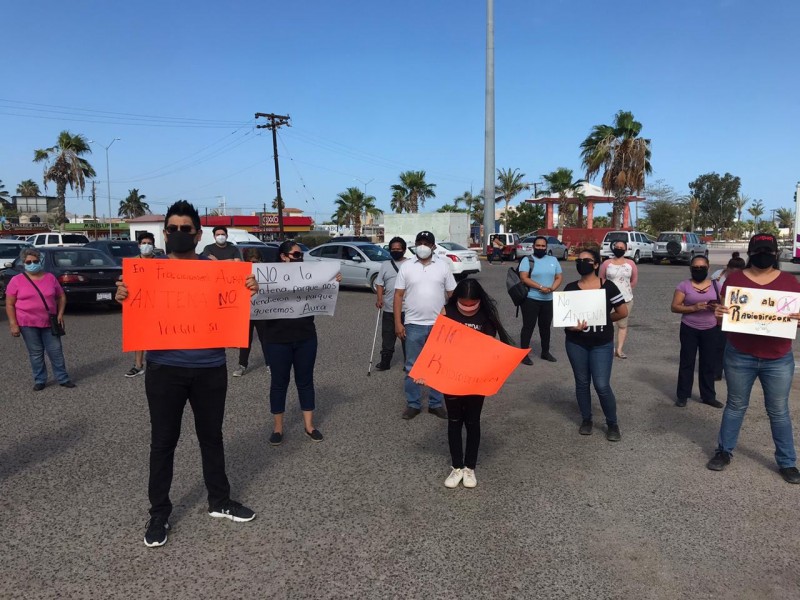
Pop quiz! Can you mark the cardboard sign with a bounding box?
[122,258,253,351]
[408,315,529,396]
[250,261,340,319]
[553,289,607,327]
[721,286,800,339]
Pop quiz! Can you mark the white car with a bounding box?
[27,232,90,247]
[410,242,481,280]
[600,231,653,263]
[306,241,390,292]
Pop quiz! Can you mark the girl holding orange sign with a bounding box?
[439,278,512,489]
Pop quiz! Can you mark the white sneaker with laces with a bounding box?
[444,468,463,489]
[232,365,246,377]
[462,468,477,488]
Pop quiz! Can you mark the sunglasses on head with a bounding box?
[24,259,40,265]
[165,225,195,234]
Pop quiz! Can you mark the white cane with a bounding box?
[367,308,382,376]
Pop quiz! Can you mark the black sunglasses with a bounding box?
[166,225,195,234]
[287,251,303,259]
[24,259,41,265]
[577,258,595,264]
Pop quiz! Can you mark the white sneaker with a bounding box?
[462,468,477,488]
[232,365,246,377]
[444,468,463,488]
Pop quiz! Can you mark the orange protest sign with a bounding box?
[408,314,529,396]
[122,258,252,351]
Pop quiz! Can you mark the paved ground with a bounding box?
[1,258,799,600]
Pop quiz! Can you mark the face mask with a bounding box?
[533,248,547,259]
[612,248,626,258]
[24,262,43,274]
[457,300,480,315]
[415,245,432,260]
[390,250,405,261]
[690,267,708,282]
[168,230,197,254]
[139,243,154,256]
[576,261,595,276]
[215,235,227,245]
[749,252,775,270]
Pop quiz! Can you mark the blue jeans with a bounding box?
[717,343,796,468]
[404,323,443,409]
[262,336,317,414]
[565,339,617,425]
[20,326,70,385]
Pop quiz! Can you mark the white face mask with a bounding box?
[215,235,227,245]
[139,243,154,256]
[415,245,432,260]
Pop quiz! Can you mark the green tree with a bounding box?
[391,170,436,213]
[16,179,41,196]
[580,110,652,229]
[776,207,794,230]
[332,187,382,236]
[747,199,765,230]
[118,188,150,218]
[688,172,741,238]
[541,167,584,238]
[456,190,484,225]
[592,215,611,228]
[733,194,749,224]
[506,201,545,234]
[644,199,683,233]
[687,196,701,233]
[436,204,466,213]
[495,167,526,228]
[0,180,9,201]
[33,130,96,225]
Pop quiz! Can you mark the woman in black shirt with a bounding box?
[440,278,512,489]
[564,249,628,441]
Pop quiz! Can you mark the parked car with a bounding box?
[27,232,90,247]
[84,240,141,266]
[326,236,370,243]
[517,236,568,260]
[600,231,654,263]
[486,232,521,261]
[0,247,121,306]
[409,242,481,280]
[653,232,708,264]
[0,239,33,262]
[305,241,390,292]
[234,242,280,263]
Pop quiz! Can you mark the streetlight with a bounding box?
[89,138,120,238]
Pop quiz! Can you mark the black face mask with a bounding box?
[612,248,626,258]
[576,261,595,276]
[168,230,196,254]
[690,267,708,282]
[533,248,547,259]
[390,250,405,261]
[749,252,775,269]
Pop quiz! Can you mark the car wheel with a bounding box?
[510,251,517,261]
[633,251,640,264]
[369,273,378,293]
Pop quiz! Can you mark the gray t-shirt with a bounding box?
[375,260,404,313]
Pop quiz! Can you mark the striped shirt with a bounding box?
[563,280,626,346]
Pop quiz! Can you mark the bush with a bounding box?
[295,233,332,249]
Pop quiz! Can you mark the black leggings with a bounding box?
[445,395,485,469]
[520,298,553,353]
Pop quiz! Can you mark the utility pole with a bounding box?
[90,180,97,239]
[482,0,495,253]
[255,112,291,239]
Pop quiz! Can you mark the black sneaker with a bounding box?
[702,398,724,408]
[60,381,76,388]
[402,407,421,420]
[675,398,688,407]
[144,516,170,547]
[707,450,731,471]
[541,352,557,363]
[779,467,800,484]
[208,499,256,522]
[375,360,391,371]
[428,406,448,419]
[579,419,593,435]
[268,431,283,446]
[33,383,45,391]
[521,355,533,366]
[606,424,621,442]
[305,428,324,442]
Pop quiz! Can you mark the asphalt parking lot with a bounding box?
[1,257,798,600]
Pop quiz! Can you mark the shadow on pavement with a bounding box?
[0,421,87,481]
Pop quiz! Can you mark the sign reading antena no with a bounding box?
[260,213,279,226]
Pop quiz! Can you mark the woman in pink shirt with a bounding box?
[5,247,74,391]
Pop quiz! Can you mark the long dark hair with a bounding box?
[445,278,513,345]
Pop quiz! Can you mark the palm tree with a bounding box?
[332,187,382,236]
[118,188,150,218]
[454,190,484,224]
[16,179,41,196]
[0,180,9,201]
[495,168,526,228]
[391,170,436,213]
[541,167,585,239]
[747,199,765,230]
[580,110,652,229]
[776,207,794,230]
[733,194,749,224]
[33,130,96,225]
[687,195,701,232]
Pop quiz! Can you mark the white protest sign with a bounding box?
[721,286,799,339]
[250,261,340,319]
[553,289,607,327]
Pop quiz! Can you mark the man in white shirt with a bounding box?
[375,237,408,371]
[394,231,457,420]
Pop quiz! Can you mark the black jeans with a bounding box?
[238,320,269,368]
[520,298,553,353]
[677,323,717,402]
[380,311,405,363]
[712,324,726,379]
[145,362,231,518]
[445,395,485,469]
[262,336,318,414]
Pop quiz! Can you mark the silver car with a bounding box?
[653,232,708,264]
[306,241,390,292]
[518,236,568,260]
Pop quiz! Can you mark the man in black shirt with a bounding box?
[202,226,242,261]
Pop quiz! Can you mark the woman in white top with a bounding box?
[598,240,638,358]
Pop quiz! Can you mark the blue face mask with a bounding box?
[24,262,43,274]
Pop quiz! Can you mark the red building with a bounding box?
[200,213,314,238]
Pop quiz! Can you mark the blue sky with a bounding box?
[2,0,799,223]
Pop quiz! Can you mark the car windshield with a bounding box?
[657,233,683,242]
[359,244,390,261]
[63,235,89,244]
[50,250,117,268]
[0,243,28,259]
[522,237,536,244]
[439,242,467,251]
[605,232,628,243]
[109,244,141,257]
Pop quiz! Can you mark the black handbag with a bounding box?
[23,272,65,336]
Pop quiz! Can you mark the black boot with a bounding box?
[375,354,391,371]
